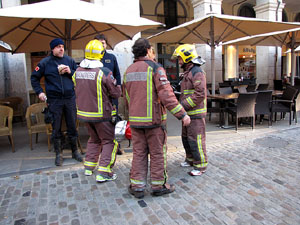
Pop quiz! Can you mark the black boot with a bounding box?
[70,137,83,162]
[54,139,63,166]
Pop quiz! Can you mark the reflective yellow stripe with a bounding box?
[130,179,146,185]
[151,180,165,185]
[77,70,103,118]
[187,108,207,115]
[183,89,194,94]
[72,72,76,86]
[161,114,167,121]
[111,110,116,116]
[127,66,153,123]
[98,139,118,173]
[125,89,130,103]
[186,97,196,107]
[194,134,208,168]
[84,161,97,167]
[147,66,153,118]
[170,104,183,114]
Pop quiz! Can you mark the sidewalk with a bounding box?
[0,115,300,224]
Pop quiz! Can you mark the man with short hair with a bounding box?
[123,38,191,198]
[31,38,83,166]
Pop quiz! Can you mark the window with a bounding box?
[238,4,255,18]
[164,0,178,29]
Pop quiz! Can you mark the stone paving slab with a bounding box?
[0,127,300,225]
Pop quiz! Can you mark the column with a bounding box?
[254,0,285,86]
[191,0,223,87]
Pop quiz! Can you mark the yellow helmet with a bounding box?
[85,40,105,61]
[172,44,198,63]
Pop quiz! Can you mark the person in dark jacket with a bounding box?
[31,38,83,166]
[94,33,124,155]
[73,40,121,182]
[172,44,208,176]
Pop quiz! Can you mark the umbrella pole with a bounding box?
[210,16,216,95]
[291,32,296,86]
[65,20,72,56]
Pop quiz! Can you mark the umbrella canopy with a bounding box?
[0,0,162,55]
[223,27,300,85]
[148,13,300,94]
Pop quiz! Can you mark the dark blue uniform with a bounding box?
[102,51,121,110]
[31,53,78,140]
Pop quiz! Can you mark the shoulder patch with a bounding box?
[35,66,40,72]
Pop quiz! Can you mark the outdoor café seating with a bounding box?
[0,105,14,152]
[256,83,269,91]
[255,90,273,126]
[226,92,258,131]
[271,85,298,125]
[1,96,24,122]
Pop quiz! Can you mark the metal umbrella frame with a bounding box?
[0,0,162,55]
[148,13,300,94]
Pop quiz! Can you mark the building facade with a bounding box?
[0,0,299,109]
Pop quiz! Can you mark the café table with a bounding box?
[208,90,283,128]
[207,93,239,128]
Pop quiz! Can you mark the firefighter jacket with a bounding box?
[123,57,187,128]
[72,61,121,122]
[180,63,207,119]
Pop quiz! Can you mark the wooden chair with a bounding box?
[255,90,273,126]
[227,92,258,131]
[0,105,14,152]
[25,102,52,151]
[271,85,298,125]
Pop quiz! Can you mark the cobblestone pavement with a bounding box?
[0,127,300,225]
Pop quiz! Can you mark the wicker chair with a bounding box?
[4,96,24,122]
[0,105,14,152]
[256,83,269,91]
[206,89,223,125]
[25,102,52,151]
[255,90,273,126]
[292,90,300,124]
[246,84,257,92]
[271,85,298,125]
[227,92,258,131]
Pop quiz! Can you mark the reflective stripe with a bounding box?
[170,104,183,114]
[84,161,97,167]
[183,89,194,95]
[186,97,196,107]
[111,110,116,116]
[77,70,103,118]
[98,139,118,173]
[125,89,130,104]
[125,72,147,82]
[127,66,153,123]
[130,178,146,185]
[72,72,76,86]
[187,108,207,115]
[161,114,167,121]
[151,180,165,185]
[194,134,208,168]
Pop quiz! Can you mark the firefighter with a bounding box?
[72,40,121,183]
[123,38,191,198]
[172,44,208,176]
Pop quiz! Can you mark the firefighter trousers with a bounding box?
[130,126,168,190]
[84,121,118,176]
[182,118,208,171]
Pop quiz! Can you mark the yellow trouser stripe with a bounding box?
[98,139,118,173]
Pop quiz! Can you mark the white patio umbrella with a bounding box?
[148,13,300,94]
[223,27,300,85]
[0,0,162,55]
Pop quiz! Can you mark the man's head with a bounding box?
[172,44,198,66]
[50,38,65,58]
[94,34,107,50]
[85,39,105,61]
[132,38,151,59]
